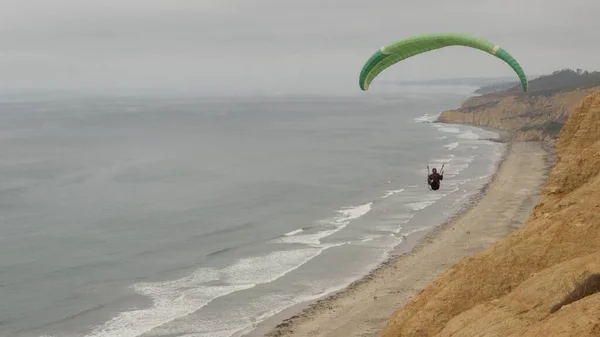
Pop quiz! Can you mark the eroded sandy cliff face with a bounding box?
[437,87,600,141]
[381,90,600,337]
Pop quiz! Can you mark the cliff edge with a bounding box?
[381,90,600,336]
[437,69,600,142]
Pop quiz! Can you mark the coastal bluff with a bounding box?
[438,69,600,142]
[437,86,599,142]
[380,90,600,336]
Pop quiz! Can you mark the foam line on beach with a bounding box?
[457,130,480,139]
[283,229,304,236]
[382,189,404,199]
[413,113,437,123]
[175,281,355,337]
[444,142,459,150]
[435,125,460,133]
[406,196,442,211]
[83,245,345,337]
[273,202,372,246]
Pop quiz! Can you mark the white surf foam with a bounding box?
[376,212,414,234]
[444,142,459,150]
[84,248,332,337]
[429,154,455,166]
[337,203,372,221]
[382,189,404,199]
[413,114,437,123]
[405,192,444,211]
[406,200,435,211]
[173,281,355,337]
[274,228,339,245]
[426,154,474,181]
[457,131,480,139]
[436,126,460,133]
[377,224,403,234]
[360,235,380,242]
[284,229,304,236]
[273,202,372,246]
[443,156,475,176]
[355,232,405,251]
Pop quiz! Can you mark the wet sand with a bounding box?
[248,141,554,337]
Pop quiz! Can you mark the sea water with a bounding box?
[0,87,505,337]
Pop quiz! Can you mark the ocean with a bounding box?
[0,86,505,337]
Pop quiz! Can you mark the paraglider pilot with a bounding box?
[428,168,443,191]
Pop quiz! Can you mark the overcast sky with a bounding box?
[1,0,599,95]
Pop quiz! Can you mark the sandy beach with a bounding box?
[250,140,554,337]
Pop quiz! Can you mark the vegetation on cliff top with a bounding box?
[473,81,518,94]
[475,68,600,95]
[509,69,600,138]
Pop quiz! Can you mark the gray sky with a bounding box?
[1,0,599,95]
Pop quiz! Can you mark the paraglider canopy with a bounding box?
[359,33,528,92]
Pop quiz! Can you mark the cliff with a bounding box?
[437,69,600,141]
[437,87,600,141]
[381,90,600,336]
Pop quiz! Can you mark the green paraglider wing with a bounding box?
[359,33,528,92]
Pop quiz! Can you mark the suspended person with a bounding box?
[428,167,443,191]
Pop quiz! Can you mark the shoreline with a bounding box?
[432,120,512,143]
[242,139,508,337]
[246,134,555,337]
